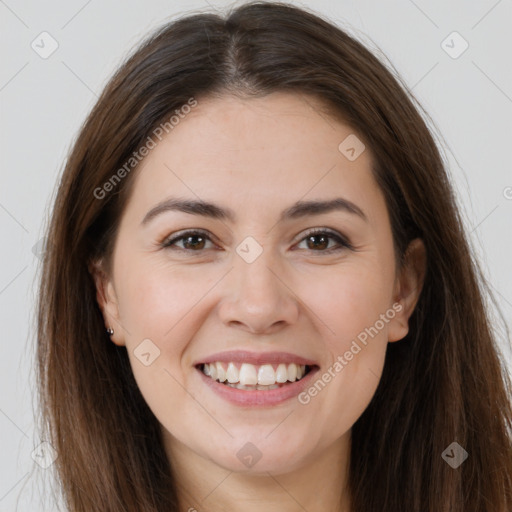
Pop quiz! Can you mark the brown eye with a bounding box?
[180,234,207,250]
[305,233,329,250]
[162,230,214,252]
[296,229,352,252]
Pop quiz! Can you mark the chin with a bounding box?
[203,434,309,475]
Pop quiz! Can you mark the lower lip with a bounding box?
[196,366,320,407]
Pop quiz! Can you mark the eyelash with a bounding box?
[161,228,354,254]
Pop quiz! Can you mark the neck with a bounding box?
[164,430,352,512]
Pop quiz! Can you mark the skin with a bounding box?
[92,92,425,512]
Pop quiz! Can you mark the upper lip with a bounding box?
[194,350,318,367]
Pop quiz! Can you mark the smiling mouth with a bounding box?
[197,362,314,390]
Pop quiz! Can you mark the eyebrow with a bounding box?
[141,196,368,225]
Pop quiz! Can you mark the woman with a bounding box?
[36,1,512,511]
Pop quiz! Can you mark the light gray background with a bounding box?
[1,0,511,509]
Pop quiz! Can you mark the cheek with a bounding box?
[303,259,395,343]
[114,260,201,434]
[293,261,393,429]
[115,253,215,339]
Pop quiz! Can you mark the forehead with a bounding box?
[123,92,384,225]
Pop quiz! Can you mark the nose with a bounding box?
[217,245,300,335]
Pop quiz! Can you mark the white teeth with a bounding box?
[287,363,297,382]
[239,363,258,386]
[226,362,239,383]
[257,364,276,386]
[275,364,288,383]
[225,382,280,390]
[216,362,226,382]
[202,362,309,388]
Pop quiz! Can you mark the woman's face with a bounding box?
[94,92,423,475]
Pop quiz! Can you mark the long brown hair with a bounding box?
[36,2,512,510]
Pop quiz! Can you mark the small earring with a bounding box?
[106,327,114,336]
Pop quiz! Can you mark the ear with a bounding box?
[387,238,427,343]
[88,259,125,347]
